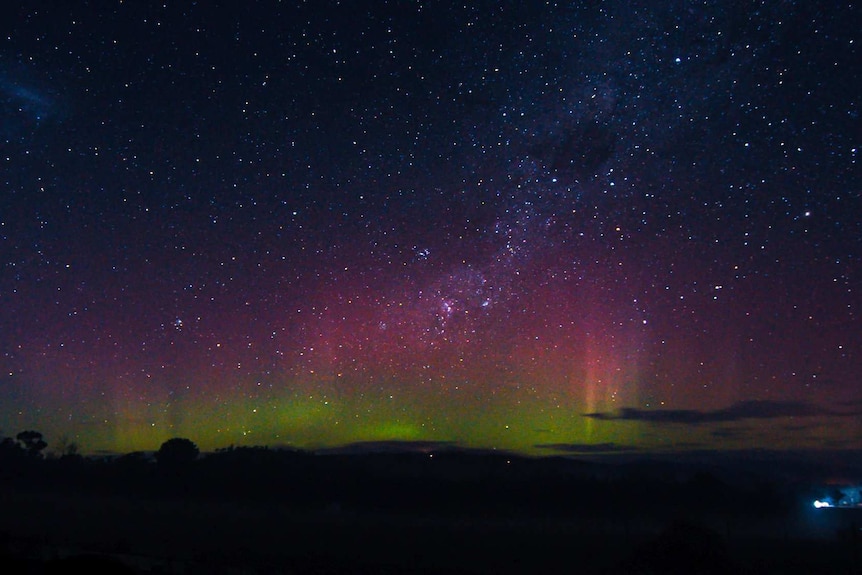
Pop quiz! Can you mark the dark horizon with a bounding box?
[8,428,862,488]
[2,428,862,574]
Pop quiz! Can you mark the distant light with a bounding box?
[814,500,831,508]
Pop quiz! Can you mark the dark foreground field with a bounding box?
[1,449,860,574]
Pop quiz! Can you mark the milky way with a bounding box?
[0,1,859,456]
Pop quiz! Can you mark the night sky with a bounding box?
[1,1,859,457]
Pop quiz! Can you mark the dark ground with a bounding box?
[1,449,860,574]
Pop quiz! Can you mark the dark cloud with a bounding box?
[781,423,819,432]
[314,440,458,455]
[535,442,637,453]
[820,438,859,450]
[584,400,855,425]
[710,427,744,440]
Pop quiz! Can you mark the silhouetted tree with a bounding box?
[155,437,199,469]
[0,437,24,464]
[0,437,20,453]
[53,434,80,459]
[15,431,47,458]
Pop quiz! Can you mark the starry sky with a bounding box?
[1,1,860,457]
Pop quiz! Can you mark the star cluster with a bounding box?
[0,1,859,456]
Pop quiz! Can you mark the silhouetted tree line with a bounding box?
[0,430,47,459]
[0,431,796,522]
